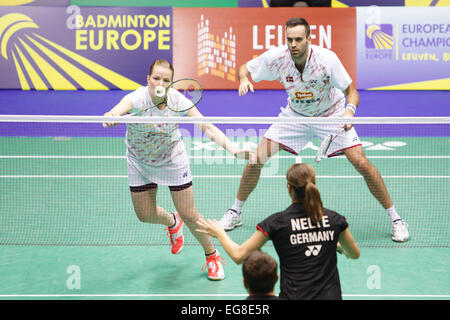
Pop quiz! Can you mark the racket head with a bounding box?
[315,134,332,163]
[166,78,203,113]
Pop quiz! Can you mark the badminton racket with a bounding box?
[315,127,346,163]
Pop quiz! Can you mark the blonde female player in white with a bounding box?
[103,59,252,280]
[219,17,409,243]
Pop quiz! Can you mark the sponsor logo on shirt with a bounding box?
[294,91,314,100]
[305,245,322,257]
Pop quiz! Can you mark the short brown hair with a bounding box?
[242,251,278,294]
[285,17,310,37]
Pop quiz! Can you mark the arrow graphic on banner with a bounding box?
[0,13,141,90]
[1,0,35,4]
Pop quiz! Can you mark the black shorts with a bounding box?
[129,181,192,193]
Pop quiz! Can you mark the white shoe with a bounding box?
[391,219,409,242]
[219,209,243,231]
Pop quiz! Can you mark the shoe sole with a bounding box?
[391,233,409,242]
[172,246,184,254]
[208,275,225,281]
[391,237,409,243]
[223,222,243,232]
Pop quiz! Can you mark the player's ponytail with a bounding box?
[286,163,324,224]
[303,180,323,224]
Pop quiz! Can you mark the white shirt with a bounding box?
[247,44,352,117]
[125,86,189,166]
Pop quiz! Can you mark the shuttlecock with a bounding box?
[155,86,166,97]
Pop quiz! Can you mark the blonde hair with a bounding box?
[148,59,174,79]
[286,163,324,223]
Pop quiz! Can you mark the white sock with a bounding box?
[386,206,401,223]
[231,198,245,214]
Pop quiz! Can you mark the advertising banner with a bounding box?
[357,6,450,90]
[0,6,172,89]
[173,7,356,90]
[0,0,69,5]
[333,0,450,6]
[71,0,238,7]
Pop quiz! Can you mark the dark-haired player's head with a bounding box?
[242,250,278,296]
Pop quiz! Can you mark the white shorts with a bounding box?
[264,106,362,157]
[127,147,192,187]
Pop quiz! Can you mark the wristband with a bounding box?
[345,103,357,114]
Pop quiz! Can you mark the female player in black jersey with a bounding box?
[197,163,360,300]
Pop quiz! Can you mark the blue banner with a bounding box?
[0,6,172,89]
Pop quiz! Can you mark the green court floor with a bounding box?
[0,135,449,299]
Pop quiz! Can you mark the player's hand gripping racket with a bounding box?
[103,78,203,127]
[315,127,346,163]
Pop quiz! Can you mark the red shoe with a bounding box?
[165,212,184,254]
[202,250,225,280]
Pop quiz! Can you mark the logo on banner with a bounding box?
[197,14,236,82]
[0,13,141,90]
[365,24,393,49]
[364,24,394,60]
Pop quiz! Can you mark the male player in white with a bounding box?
[219,18,409,242]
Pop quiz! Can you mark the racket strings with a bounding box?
[167,79,203,112]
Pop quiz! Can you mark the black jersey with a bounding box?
[257,202,348,300]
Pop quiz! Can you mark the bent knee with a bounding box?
[249,153,269,167]
[134,208,157,223]
[177,210,201,226]
[248,161,265,169]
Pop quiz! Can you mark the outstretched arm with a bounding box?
[186,107,254,160]
[197,218,268,264]
[337,228,360,259]
[238,64,255,96]
[103,96,133,127]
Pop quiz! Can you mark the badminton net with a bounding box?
[0,115,448,248]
